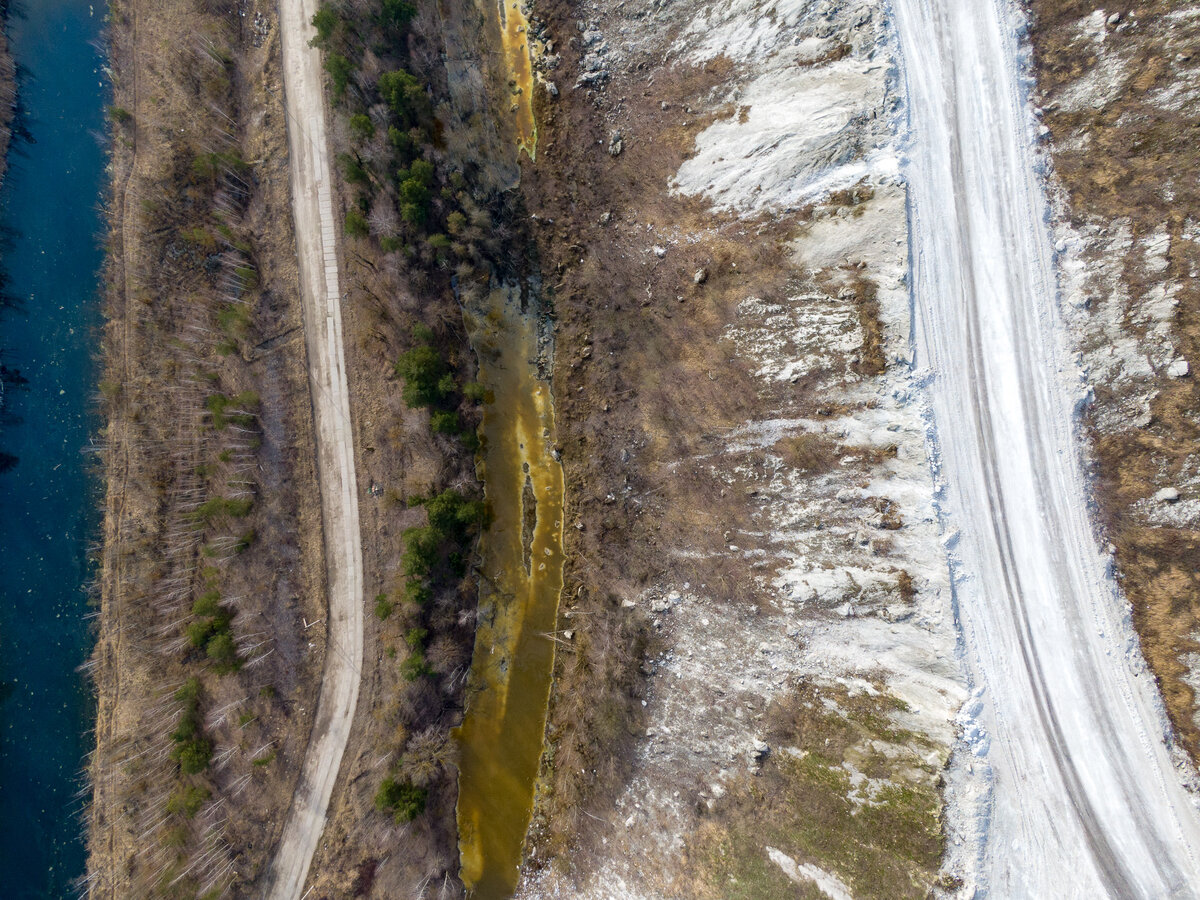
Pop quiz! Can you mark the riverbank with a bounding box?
[87,0,326,894]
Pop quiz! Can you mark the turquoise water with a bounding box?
[0,0,107,895]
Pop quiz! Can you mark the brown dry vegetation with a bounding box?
[89,0,326,895]
[1030,1,1200,759]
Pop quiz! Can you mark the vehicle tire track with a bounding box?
[894,0,1200,895]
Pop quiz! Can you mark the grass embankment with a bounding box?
[291,0,547,893]
[681,682,946,899]
[1029,2,1200,760]
[88,1,324,895]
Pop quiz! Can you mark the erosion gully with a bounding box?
[0,0,107,895]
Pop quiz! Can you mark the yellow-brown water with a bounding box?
[455,285,564,898]
[498,0,537,157]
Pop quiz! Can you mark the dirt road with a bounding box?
[894,0,1200,895]
[264,0,364,896]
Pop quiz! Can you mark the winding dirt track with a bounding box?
[264,1,364,896]
[895,0,1200,895]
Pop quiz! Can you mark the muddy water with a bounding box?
[497,0,536,157]
[455,285,564,899]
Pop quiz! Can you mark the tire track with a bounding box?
[894,0,1200,895]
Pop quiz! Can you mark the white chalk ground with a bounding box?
[521,0,971,897]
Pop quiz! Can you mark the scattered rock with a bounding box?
[1155,487,1181,503]
[694,267,708,285]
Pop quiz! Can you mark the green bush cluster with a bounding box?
[393,326,481,449]
[374,775,427,823]
[205,391,259,429]
[170,679,213,775]
[192,495,254,523]
[166,783,210,819]
[186,589,240,673]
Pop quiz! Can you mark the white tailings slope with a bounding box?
[894,0,1200,895]
[265,0,365,896]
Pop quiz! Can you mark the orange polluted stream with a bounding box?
[455,285,564,899]
[498,0,537,157]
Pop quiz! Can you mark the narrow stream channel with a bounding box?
[455,283,564,899]
[0,1,106,894]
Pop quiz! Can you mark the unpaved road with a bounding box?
[894,0,1200,895]
[265,0,364,896]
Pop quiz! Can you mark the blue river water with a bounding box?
[0,0,107,895]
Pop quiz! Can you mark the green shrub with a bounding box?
[401,580,431,606]
[345,208,370,238]
[379,69,429,128]
[375,593,395,620]
[423,489,485,538]
[192,590,222,619]
[404,627,428,650]
[401,648,431,681]
[402,525,441,577]
[374,776,427,822]
[349,113,375,141]
[206,632,239,672]
[166,784,210,818]
[430,410,460,434]
[310,3,339,46]
[338,152,369,185]
[325,52,354,99]
[446,211,467,235]
[193,496,254,522]
[173,739,214,775]
[395,344,450,408]
[381,0,417,28]
[107,105,132,124]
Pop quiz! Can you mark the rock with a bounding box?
[1155,487,1181,503]
[750,738,770,759]
[1107,12,1122,26]
[650,594,671,613]
[1168,358,1190,378]
[653,245,667,258]
[599,210,612,224]
[667,590,682,604]
[544,80,558,98]
[621,599,637,608]
[609,130,624,156]
[694,267,708,285]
